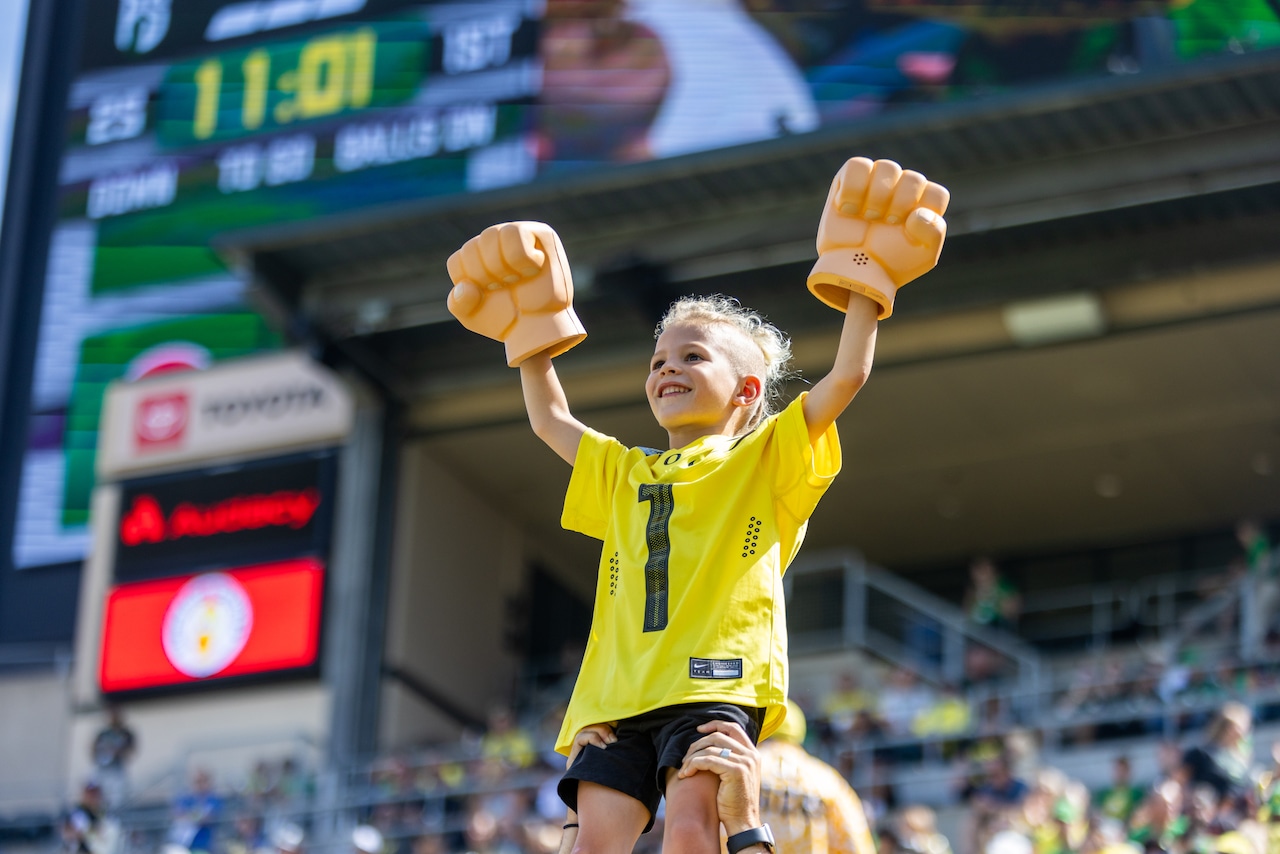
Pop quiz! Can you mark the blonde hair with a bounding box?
[654,295,794,430]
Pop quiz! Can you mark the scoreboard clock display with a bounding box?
[156,22,422,148]
[66,0,541,293]
[57,0,1280,294]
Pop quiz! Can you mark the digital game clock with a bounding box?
[156,20,427,148]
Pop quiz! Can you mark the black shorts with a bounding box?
[558,702,764,832]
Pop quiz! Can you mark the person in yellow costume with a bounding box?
[752,701,877,854]
[447,157,948,854]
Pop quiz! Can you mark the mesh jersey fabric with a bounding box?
[556,392,841,754]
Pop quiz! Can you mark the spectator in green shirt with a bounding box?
[1237,519,1276,660]
[1095,756,1146,824]
[963,557,1021,633]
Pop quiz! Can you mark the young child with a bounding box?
[446,157,949,854]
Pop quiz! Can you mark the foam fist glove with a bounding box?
[446,222,587,367]
[808,157,949,319]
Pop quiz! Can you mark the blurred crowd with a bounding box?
[62,705,614,854]
[62,691,1280,854]
[889,701,1280,854]
[805,654,1280,770]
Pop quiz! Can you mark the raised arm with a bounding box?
[446,222,590,462]
[520,352,588,465]
[802,157,949,442]
[803,296,878,444]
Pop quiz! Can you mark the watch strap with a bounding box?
[726,825,774,854]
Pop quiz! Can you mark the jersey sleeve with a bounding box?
[561,429,627,540]
[769,391,842,523]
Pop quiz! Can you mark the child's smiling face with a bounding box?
[646,321,761,447]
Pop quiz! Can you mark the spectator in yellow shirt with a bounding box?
[912,684,972,739]
[821,672,877,738]
[480,707,537,770]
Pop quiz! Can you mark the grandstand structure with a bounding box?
[231,42,1280,743]
[0,2,1279,851]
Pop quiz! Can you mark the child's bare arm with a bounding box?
[803,297,879,444]
[803,158,949,442]
[557,812,578,854]
[520,353,588,465]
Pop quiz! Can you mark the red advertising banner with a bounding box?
[99,558,324,694]
[113,453,336,583]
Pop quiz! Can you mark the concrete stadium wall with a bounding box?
[0,670,71,812]
[378,445,526,750]
[65,682,329,801]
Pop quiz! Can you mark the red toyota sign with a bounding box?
[100,352,353,480]
[99,559,324,694]
[134,392,190,450]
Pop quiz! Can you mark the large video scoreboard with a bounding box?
[67,0,539,293]
[14,0,1279,571]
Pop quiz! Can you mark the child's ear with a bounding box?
[734,375,763,407]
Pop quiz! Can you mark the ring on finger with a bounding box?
[719,747,732,759]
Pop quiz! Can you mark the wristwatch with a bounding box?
[726,825,775,854]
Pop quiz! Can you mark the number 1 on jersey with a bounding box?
[638,484,673,632]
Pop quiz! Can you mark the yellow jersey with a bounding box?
[556,393,841,755]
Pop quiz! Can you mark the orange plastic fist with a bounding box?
[808,157,949,319]
[446,222,587,367]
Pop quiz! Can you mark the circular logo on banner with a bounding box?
[135,393,189,446]
[162,573,254,678]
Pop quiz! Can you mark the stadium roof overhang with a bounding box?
[224,50,1280,571]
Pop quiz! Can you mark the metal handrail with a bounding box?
[1021,572,1211,648]
[0,643,73,670]
[787,550,1280,711]
[1158,583,1241,658]
[787,549,1044,704]
[107,760,559,854]
[1162,551,1280,663]
[123,730,321,809]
